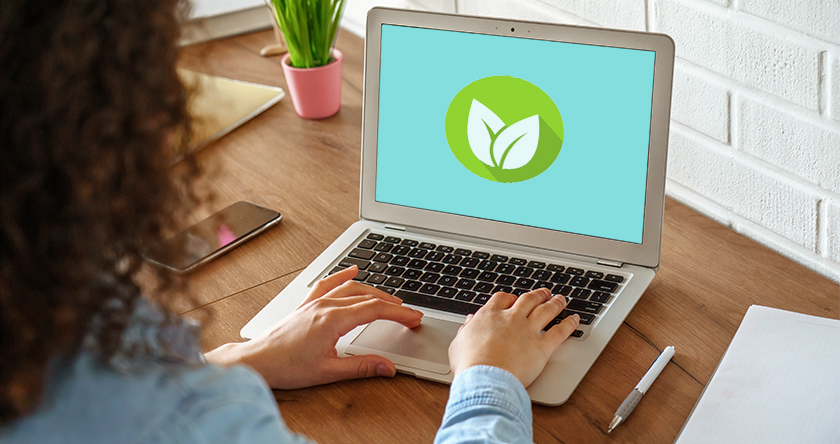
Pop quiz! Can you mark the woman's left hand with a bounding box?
[204,266,423,389]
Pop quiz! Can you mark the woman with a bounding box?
[0,1,580,442]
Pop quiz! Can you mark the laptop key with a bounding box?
[513,266,534,277]
[366,233,384,240]
[496,264,517,275]
[350,248,376,260]
[436,245,454,253]
[425,262,445,272]
[589,280,619,293]
[384,236,401,244]
[369,263,387,273]
[477,271,498,282]
[514,278,535,289]
[455,290,477,302]
[527,261,546,269]
[472,252,490,259]
[329,266,345,275]
[550,273,571,284]
[400,239,418,247]
[403,280,422,292]
[490,254,509,262]
[358,239,377,249]
[585,271,604,279]
[474,282,494,293]
[385,266,405,276]
[496,275,516,286]
[426,251,445,262]
[512,288,528,296]
[455,279,476,290]
[378,286,396,295]
[509,258,527,266]
[438,287,459,298]
[339,258,370,270]
[547,264,565,272]
[407,259,427,269]
[373,243,394,253]
[567,299,603,314]
[384,277,404,288]
[534,281,553,290]
[478,260,498,271]
[570,276,590,287]
[419,284,441,295]
[419,242,436,250]
[443,254,463,264]
[566,267,585,276]
[474,294,492,305]
[395,290,480,315]
[493,285,513,294]
[404,269,422,280]
[442,265,462,276]
[373,253,393,263]
[591,291,611,303]
[571,288,592,299]
[460,269,480,279]
[439,275,458,287]
[420,272,440,283]
[571,330,584,338]
[554,284,573,296]
[391,256,410,266]
[367,274,387,285]
[605,274,625,283]
[532,270,551,281]
[460,257,480,268]
[454,248,472,256]
[408,248,428,258]
[353,271,370,281]
[392,245,411,256]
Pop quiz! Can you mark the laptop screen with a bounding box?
[375,24,655,245]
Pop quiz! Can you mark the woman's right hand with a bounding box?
[448,288,580,388]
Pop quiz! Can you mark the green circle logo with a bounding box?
[445,76,564,183]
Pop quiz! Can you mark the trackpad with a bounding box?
[344,318,461,375]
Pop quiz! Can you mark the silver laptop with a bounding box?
[242,7,675,406]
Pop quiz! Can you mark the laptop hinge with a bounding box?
[597,258,623,268]
[384,224,406,232]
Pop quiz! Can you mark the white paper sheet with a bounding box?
[676,305,840,444]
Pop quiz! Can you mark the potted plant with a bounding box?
[267,0,346,119]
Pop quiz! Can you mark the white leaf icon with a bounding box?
[467,99,505,167]
[492,115,540,170]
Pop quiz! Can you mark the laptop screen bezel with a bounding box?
[359,7,674,269]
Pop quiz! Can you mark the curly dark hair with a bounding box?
[0,0,194,423]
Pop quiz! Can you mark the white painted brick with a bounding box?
[667,131,819,250]
[739,99,840,193]
[343,0,448,37]
[672,64,730,143]
[833,53,840,122]
[535,0,647,31]
[656,0,821,110]
[457,0,594,27]
[738,0,840,46]
[829,200,840,263]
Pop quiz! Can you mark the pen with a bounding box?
[608,345,675,433]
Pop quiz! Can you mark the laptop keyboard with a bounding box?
[328,232,627,339]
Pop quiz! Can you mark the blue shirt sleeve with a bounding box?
[434,366,533,444]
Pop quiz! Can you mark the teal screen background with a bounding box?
[375,25,656,244]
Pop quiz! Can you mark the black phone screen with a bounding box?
[144,201,281,272]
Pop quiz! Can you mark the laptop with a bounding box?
[242,7,675,406]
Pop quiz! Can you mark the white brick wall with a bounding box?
[343,0,840,284]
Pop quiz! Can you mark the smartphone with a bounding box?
[143,201,282,273]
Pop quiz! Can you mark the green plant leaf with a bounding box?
[492,115,540,170]
[467,99,504,167]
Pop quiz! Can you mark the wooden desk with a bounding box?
[177,30,839,443]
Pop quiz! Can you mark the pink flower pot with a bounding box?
[281,49,343,119]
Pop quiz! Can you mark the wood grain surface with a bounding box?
[176,29,840,444]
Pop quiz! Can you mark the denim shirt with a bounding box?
[1,300,533,443]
